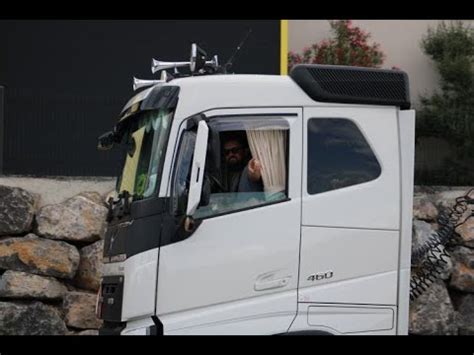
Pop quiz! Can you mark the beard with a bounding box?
[227,158,245,171]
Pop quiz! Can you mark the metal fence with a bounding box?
[3,88,123,176]
[0,20,281,177]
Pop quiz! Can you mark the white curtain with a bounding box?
[246,128,287,193]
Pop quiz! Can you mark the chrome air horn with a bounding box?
[132,77,165,91]
[151,59,190,74]
[151,43,219,74]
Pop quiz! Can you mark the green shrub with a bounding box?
[288,20,385,71]
[417,21,474,158]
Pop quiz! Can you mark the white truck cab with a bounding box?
[96,48,415,335]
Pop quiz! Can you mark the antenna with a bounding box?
[224,28,253,73]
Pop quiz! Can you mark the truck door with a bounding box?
[291,106,401,334]
[156,108,303,335]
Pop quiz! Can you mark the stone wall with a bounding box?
[0,185,107,335]
[410,186,474,335]
[0,176,115,208]
[0,182,472,335]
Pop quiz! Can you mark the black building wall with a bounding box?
[0,20,281,176]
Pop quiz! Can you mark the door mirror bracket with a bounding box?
[184,216,196,233]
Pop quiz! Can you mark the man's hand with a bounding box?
[248,158,262,182]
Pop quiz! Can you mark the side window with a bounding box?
[194,116,290,219]
[307,118,381,194]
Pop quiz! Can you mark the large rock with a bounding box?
[456,294,474,335]
[413,196,438,221]
[0,185,38,236]
[78,329,100,336]
[74,240,104,291]
[412,220,452,280]
[0,301,67,335]
[434,189,472,209]
[66,329,100,336]
[409,281,458,335]
[450,246,474,292]
[64,283,86,292]
[0,234,79,279]
[63,291,102,330]
[36,193,108,243]
[77,191,106,207]
[0,270,67,300]
[456,218,474,248]
[412,220,436,250]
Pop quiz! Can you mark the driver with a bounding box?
[221,134,263,193]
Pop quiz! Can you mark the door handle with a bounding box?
[254,274,291,291]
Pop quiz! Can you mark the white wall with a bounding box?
[0,176,115,207]
[288,20,474,107]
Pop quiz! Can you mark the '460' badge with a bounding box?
[307,271,334,282]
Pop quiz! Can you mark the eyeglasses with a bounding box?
[224,146,243,156]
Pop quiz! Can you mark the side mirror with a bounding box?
[186,120,209,217]
[97,131,116,151]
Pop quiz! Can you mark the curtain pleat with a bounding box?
[246,128,287,193]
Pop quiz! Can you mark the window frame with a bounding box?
[170,128,197,216]
[115,107,175,201]
[306,116,383,195]
[169,112,294,220]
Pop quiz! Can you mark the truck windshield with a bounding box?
[116,108,173,199]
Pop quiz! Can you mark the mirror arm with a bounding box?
[184,216,195,233]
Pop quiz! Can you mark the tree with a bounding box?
[417,21,474,158]
[288,20,385,71]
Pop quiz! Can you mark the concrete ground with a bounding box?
[0,175,116,207]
